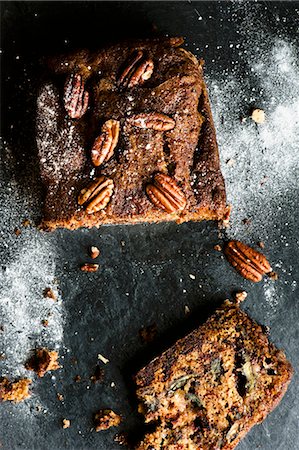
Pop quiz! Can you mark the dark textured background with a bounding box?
[0,1,298,449]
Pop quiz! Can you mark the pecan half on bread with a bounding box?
[146,173,187,213]
[119,50,154,88]
[63,73,89,119]
[91,119,120,167]
[78,176,114,214]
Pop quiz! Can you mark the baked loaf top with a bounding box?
[36,37,227,230]
[135,301,293,449]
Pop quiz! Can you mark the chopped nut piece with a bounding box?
[235,291,248,303]
[74,375,81,382]
[242,218,251,225]
[214,244,222,252]
[81,263,99,272]
[41,319,49,327]
[90,246,100,259]
[139,324,157,343]
[62,419,71,429]
[25,348,60,377]
[251,108,265,124]
[184,305,190,315]
[0,377,32,402]
[98,353,109,364]
[258,241,265,249]
[43,287,57,301]
[268,271,279,281]
[94,409,122,432]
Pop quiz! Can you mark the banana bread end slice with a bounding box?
[135,301,293,449]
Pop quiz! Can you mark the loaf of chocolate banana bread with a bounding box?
[135,300,293,449]
[36,37,228,230]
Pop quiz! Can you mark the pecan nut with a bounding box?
[129,112,175,131]
[146,173,186,213]
[91,119,120,167]
[224,240,272,282]
[81,263,99,272]
[64,73,89,119]
[78,176,114,214]
[119,50,154,88]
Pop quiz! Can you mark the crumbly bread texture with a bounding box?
[25,348,60,377]
[0,377,32,403]
[36,37,227,231]
[135,301,293,449]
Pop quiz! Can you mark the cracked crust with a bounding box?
[36,37,227,231]
[135,301,293,449]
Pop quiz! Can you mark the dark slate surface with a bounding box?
[0,1,298,449]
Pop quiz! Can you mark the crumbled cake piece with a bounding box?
[62,419,71,429]
[251,108,265,124]
[135,300,293,449]
[36,37,227,231]
[0,377,32,403]
[25,348,60,377]
[90,246,100,259]
[43,287,57,300]
[94,409,122,431]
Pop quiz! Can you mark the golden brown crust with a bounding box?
[36,38,227,231]
[135,301,293,449]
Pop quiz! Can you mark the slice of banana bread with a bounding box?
[36,37,227,231]
[135,301,293,449]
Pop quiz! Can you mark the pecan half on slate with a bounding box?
[63,73,89,119]
[129,112,175,131]
[119,50,154,88]
[91,119,120,167]
[224,240,272,282]
[146,173,186,213]
[78,176,114,214]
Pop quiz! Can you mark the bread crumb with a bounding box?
[62,419,71,429]
[251,108,265,124]
[57,393,64,401]
[189,274,195,280]
[90,246,100,259]
[235,291,248,303]
[14,227,21,236]
[214,244,222,252]
[94,409,121,432]
[21,219,31,227]
[43,287,57,301]
[25,348,60,377]
[268,271,279,281]
[258,241,265,249]
[184,305,190,315]
[0,377,32,402]
[98,353,109,364]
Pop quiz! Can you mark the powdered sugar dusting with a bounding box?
[0,143,64,414]
[209,38,299,241]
